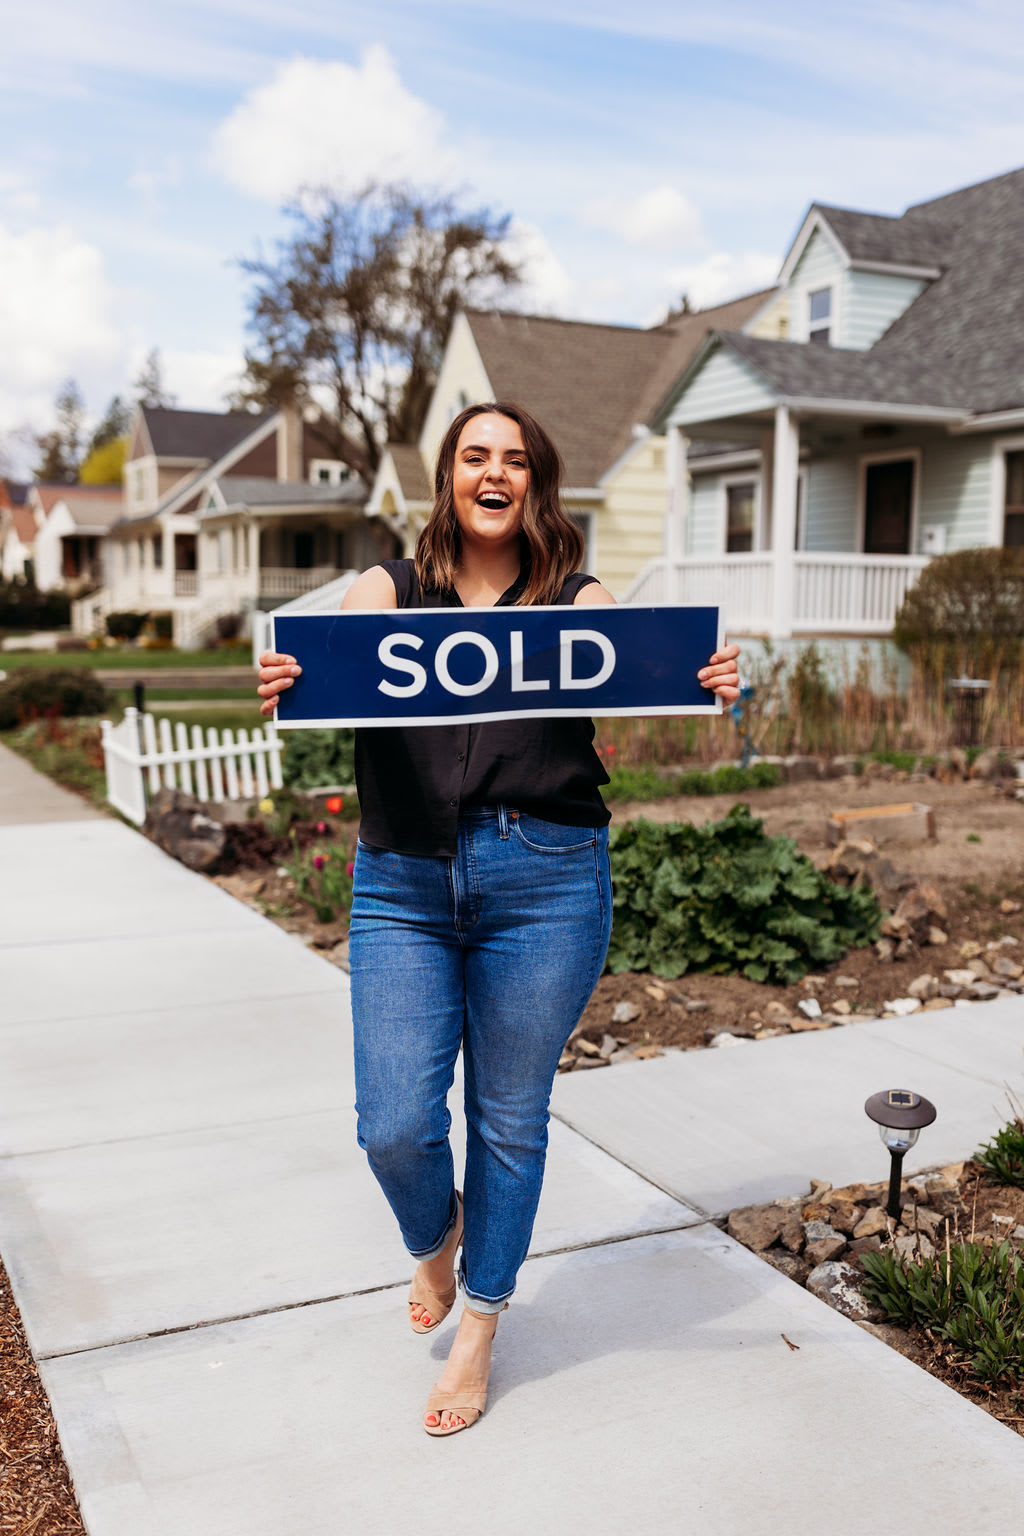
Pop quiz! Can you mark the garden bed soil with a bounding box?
[212,775,1024,1062]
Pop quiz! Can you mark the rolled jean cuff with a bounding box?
[406,1198,458,1261]
[459,1274,513,1315]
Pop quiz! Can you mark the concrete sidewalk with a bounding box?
[2,789,1023,1534]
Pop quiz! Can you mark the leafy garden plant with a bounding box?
[861,1240,1024,1386]
[975,1106,1024,1187]
[605,804,880,983]
[281,728,356,791]
[284,835,354,924]
[604,761,782,803]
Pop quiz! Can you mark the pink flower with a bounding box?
[346,861,355,878]
[606,744,616,755]
[316,821,327,834]
[313,853,325,871]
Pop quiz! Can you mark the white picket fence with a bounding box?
[101,706,283,826]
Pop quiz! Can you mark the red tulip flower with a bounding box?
[325,796,343,814]
[346,860,355,878]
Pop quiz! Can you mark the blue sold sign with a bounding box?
[272,605,722,728]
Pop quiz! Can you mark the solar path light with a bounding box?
[864,1090,938,1223]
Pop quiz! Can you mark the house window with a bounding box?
[863,459,914,554]
[725,482,756,553]
[1005,451,1024,547]
[808,287,832,346]
[152,535,163,569]
[309,458,351,487]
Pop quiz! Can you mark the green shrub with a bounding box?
[105,611,148,641]
[861,1240,1024,1386]
[894,547,1024,672]
[606,803,880,982]
[604,761,782,803]
[281,728,356,790]
[0,580,71,630]
[0,667,110,731]
[976,1109,1024,1187]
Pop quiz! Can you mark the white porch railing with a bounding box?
[101,707,283,826]
[252,570,359,665]
[792,553,928,634]
[259,566,341,598]
[621,552,928,636]
[623,554,774,631]
[174,572,198,596]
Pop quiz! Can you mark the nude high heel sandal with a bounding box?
[408,1192,464,1335]
[422,1303,508,1437]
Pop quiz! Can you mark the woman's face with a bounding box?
[452,414,529,550]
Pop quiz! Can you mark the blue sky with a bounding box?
[2,0,1023,456]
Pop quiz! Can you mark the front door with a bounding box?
[864,459,914,554]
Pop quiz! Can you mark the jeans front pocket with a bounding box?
[510,812,597,854]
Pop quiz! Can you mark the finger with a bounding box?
[258,651,297,668]
[258,664,301,684]
[257,678,294,699]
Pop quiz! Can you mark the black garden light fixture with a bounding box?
[864,1090,938,1223]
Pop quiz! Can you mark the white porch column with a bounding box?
[771,405,799,639]
[665,424,689,563]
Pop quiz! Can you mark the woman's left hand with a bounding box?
[698,641,741,703]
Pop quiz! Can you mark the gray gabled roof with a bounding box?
[141,407,275,461]
[211,475,366,510]
[716,331,966,414]
[813,205,947,269]
[385,443,432,503]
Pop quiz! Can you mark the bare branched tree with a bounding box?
[233,184,521,482]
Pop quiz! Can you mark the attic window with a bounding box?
[808,287,832,346]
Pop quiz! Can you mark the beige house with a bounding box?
[367,296,769,596]
[33,485,123,594]
[78,405,397,646]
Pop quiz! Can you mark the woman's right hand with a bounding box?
[256,651,301,718]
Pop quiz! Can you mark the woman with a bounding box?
[258,402,740,1436]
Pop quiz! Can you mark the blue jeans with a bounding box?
[349,805,611,1313]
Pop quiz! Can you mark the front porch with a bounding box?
[623,550,929,635]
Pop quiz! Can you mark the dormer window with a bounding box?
[309,459,351,487]
[808,287,832,346]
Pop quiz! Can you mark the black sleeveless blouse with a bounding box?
[354,559,611,857]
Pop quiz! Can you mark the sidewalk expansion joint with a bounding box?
[35,1219,717,1363]
[549,1106,711,1219]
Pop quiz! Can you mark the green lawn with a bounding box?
[0,647,249,670]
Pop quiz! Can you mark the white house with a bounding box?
[635,165,1024,637]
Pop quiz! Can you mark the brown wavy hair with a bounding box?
[415,401,584,606]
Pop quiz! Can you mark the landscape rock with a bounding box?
[958,940,984,960]
[827,1202,861,1236]
[778,1213,806,1252]
[727,1205,786,1251]
[920,996,954,1011]
[806,1232,848,1265]
[893,1232,936,1262]
[762,1250,812,1285]
[1000,898,1022,914]
[906,973,939,999]
[783,754,821,782]
[143,788,227,872]
[927,926,949,946]
[883,997,921,1016]
[852,1207,889,1239]
[943,969,976,987]
[797,997,822,1019]
[967,956,995,981]
[684,999,709,1013]
[709,1031,748,1048]
[833,974,860,988]
[875,937,896,962]
[880,914,910,940]
[969,748,1002,779]
[789,1014,831,1032]
[847,1234,884,1259]
[611,1001,641,1025]
[572,1055,610,1070]
[893,883,948,944]
[574,1036,601,1056]
[599,1033,619,1059]
[992,954,1024,979]
[828,997,852,1015]
[644,984,667,1001]
[806,1261,878,1320]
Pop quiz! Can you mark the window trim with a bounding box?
[990,433,1024,546]
[856,448,921,555]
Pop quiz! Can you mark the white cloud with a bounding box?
[502,220,575,314]
[665,250,779,310]
[0,221,123,431]
[157,345,247,411]
[210,46,458,202]
[583,185,706,251]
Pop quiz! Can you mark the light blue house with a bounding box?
[635,166,1024,640]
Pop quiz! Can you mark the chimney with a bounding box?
[276,406,304,483]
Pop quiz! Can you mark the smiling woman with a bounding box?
[256,400,740,1440]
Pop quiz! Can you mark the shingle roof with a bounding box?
[465,290,771,486]
[56,492,124,530]
[813,205,947,268]
[799,166,1024,415]
[33,483,124,514]
[9,505,36,543]
[385,443,432,502]
[716,330,966,413]
[2,480,29,508]
[211,476,366,509]
[141,407,275,461]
